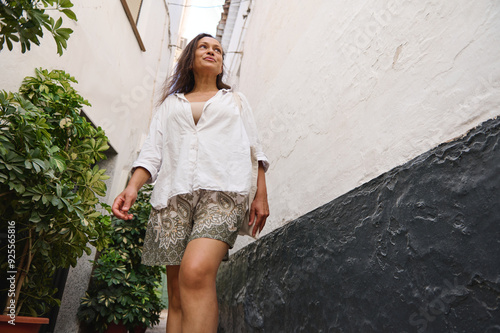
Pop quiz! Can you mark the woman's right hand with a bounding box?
[112,186,138,220]
[112,167,152,220]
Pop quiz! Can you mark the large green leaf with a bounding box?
[50,155,66,172]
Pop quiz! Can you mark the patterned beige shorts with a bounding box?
[141,190,248,266]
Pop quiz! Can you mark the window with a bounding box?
[121,0,146,51]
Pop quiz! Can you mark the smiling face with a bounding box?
[192,37,223,77]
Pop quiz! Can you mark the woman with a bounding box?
[112,33,269,333]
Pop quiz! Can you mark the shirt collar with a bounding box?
[175,88,232,101]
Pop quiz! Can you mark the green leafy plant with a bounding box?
[0,0,77,55]
[78,185,165,333]
[0,68,112,316]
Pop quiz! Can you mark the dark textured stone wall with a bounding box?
[217,117,500,333]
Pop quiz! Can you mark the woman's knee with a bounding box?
[168,290,182,312]
[168,282,181,309]
[179,238,227,291]
[179,260,215,291]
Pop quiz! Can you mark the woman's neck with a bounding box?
[191,72,218,93]
[186,79,219,102]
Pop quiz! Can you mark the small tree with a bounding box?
[0,0,77,55]
[78,185,166,333]
[0,68,112,316]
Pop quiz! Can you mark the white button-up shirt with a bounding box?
[132,89,269,209]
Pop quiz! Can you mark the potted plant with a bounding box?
[0,68,112,330]
[78,185,165,333]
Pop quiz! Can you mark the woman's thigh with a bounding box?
[179,238,229,287]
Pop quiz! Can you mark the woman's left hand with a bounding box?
[249,194,269,237]
[248,163,269,237]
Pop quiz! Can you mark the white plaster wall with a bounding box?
[230,0,500,250]
[222,0,251,89]
[0,1,177,331]
[166,0,187,68]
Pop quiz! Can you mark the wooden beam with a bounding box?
[120,0,146,52]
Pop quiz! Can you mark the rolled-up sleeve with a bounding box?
[131,110,164,183]
[238,92,270,172]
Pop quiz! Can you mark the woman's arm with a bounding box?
[248,162,269,237]
[111,167,151,220]
[237,92,270,172]
[113,106,165,220]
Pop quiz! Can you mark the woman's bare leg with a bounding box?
[179,238,229,333]
[166,265,181,333]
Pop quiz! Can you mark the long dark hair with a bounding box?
[158,33,231,105]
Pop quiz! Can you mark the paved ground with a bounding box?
[145,309,168,332]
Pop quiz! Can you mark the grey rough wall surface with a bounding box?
[217,117,500,333]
